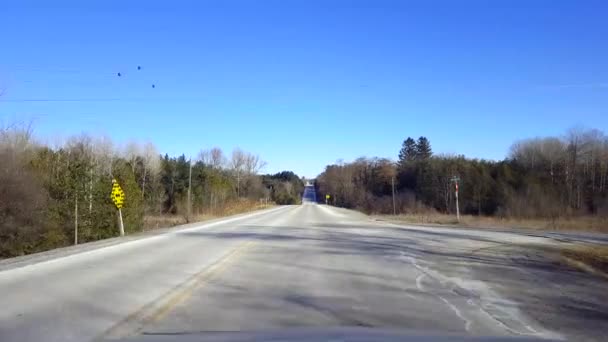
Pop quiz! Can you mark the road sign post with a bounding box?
[111,179,126,236]
[325,194,330,205]
[117,208,125,236]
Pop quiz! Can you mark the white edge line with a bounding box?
[1,206,288,274]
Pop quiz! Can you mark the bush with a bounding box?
[0,150,51,257]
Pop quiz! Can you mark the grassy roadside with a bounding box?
[375,213,608,233]
[144,201,275,230]
[560,244,608,278]
[0,201,277,268]
[373,211,608,279]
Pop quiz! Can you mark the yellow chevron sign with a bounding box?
[111,179,125,209]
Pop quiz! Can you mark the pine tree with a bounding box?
[416,136,432,160]
[398,137,417,167]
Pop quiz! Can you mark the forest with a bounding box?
[0,123,303,258]
[315,129,608,220]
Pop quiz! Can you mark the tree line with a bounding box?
[315,128,608,218]
[0,123,303,258]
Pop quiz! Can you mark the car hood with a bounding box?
[119,327,553,342]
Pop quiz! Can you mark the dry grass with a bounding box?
[381,212,608,278]
[378,213,608,233]
[143,200,274,230]
[561,244,608,276]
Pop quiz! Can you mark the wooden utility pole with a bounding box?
[236,170,240,197]
[455,184,460,222]
[450,176,461,222]
[187,157,193,221]
[74,193,78,245]
[391,175,396,216]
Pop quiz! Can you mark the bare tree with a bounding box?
[124,141,141,174]
[540,138,566,184]
[244,153,267,175]
[231,148,246,197]
[141,142,160,200]
[0,146,49,257]
[600,138,608,192]
[210,147,226,169]
[0,121,35,156]
[228,149,267,198]
[93,135,115,176]
[198,147,226,169]
[198,149,212,165]
[510,137,566,183]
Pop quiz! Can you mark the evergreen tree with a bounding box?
[415,136,432,160]
[398,137,417,167]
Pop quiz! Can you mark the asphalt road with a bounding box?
[1,201,607,341]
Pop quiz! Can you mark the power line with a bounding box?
[3,65,143,74]
[2,64,159,91]
[0,97,208,103]
[1,98,127,102]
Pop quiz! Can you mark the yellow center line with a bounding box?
[150,240,256,322]
[99,240,256,340]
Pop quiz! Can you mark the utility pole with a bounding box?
[236,170,240,197]
[74,193,78,245]
[450,176,461,222]
[266,185,273,205]
[391,175,396,216]
[187,157,193,221]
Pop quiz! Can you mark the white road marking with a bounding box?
[439,295,473,332]
[400,251,561,339]
[416,274,425,291]
[317,205,347,218]
[0,206,289,276]
[406,254,472,331]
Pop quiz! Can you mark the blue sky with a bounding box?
[1,0,607,178]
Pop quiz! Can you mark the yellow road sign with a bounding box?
[111,179,125,209]
[325,194,330,199]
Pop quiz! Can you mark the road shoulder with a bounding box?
[0,206,283,272]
